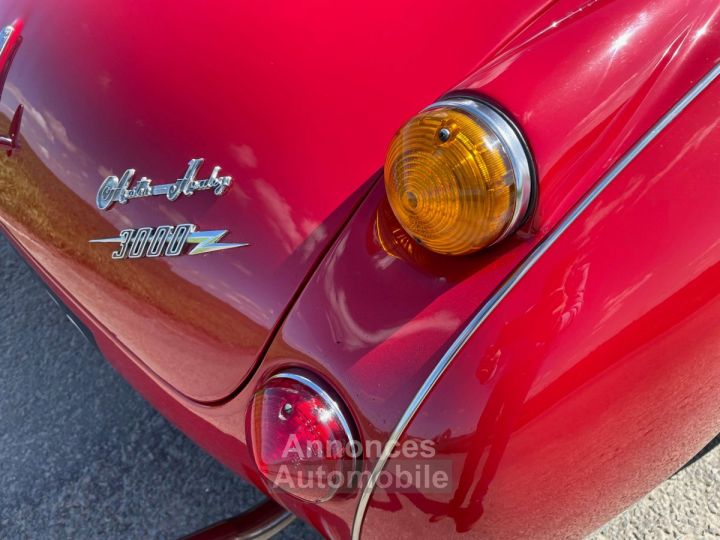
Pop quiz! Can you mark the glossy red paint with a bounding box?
[260,3,720,536]
[0,0,718,539]
[362,73,720,539]
[0,0,555,402]
[265,0,720,451]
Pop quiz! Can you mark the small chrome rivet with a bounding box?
[438,128,451,142]
[282,403,293,417]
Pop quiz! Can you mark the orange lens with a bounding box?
[384,99,532,255]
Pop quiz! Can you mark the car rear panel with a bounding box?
[0,0,552,401]
[2,1,719,538]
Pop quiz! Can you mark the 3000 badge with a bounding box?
[90,224,248,259]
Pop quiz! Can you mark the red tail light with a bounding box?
[249,371,359,502]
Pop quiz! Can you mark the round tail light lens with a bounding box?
[384,97,534,255]
[249,372,358,503]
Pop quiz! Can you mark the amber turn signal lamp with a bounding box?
[249,371,358,503]
[384,98,534,255]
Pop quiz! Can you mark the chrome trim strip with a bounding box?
[0,26,14,59]
[246,508,295,540]
[351,62,720,539]
[180,498,295,540]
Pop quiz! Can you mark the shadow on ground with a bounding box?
[0,235,319,539]
[2,233,720,539]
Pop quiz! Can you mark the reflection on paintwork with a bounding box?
[261,1,720,537]
[0,0,393,401]
[0,0,717,538]
[609,12,649,55]
[362,67,720,539]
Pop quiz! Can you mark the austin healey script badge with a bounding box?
[95,158,232,210]
[90,159,248,258]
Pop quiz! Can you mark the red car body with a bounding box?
[0,0,719,538]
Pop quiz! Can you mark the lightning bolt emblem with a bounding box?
[186,229,249,255]
[90,224,249,259]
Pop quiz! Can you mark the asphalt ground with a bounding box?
[1,233,718,539]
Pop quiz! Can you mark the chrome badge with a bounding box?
[96,158,232,210]
[0,25,14,56]
[92,159,246,258]
[90,224,248,259]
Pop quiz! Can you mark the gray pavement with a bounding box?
[589,439,720,539]
[0,233,718,539]
[0,235,318,539]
